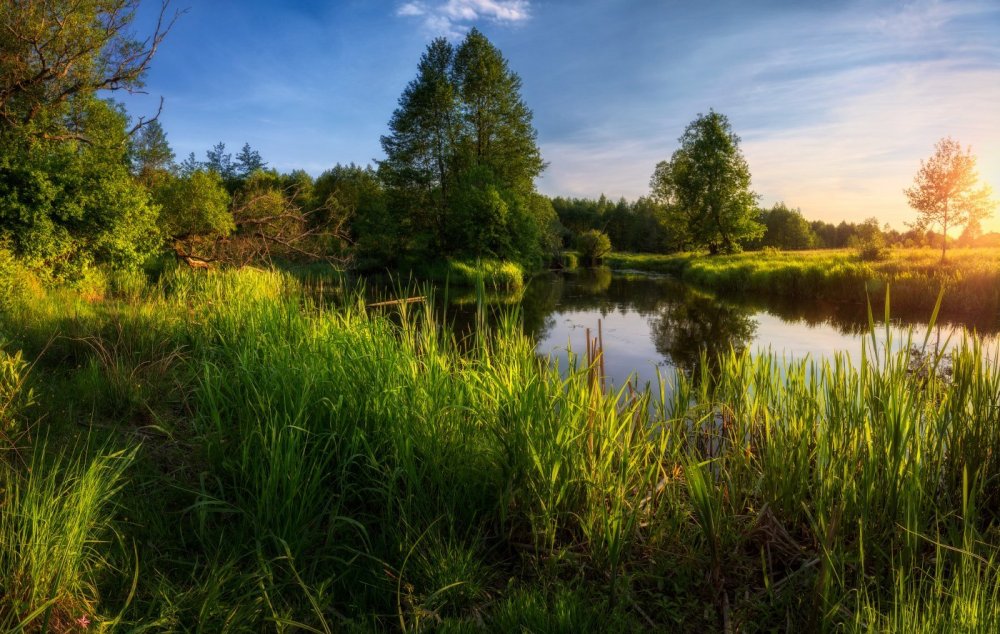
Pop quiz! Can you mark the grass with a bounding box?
[607,248,1000,319]
[1,263,1000,630]
[421,258,526,292]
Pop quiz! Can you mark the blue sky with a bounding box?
[124,0,1000,230]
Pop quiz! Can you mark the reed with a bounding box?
[1,265,999,630]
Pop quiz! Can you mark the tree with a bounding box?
[758,203,815,250]
[849,217,888,261]
[0,0,178,140]
[452,28,544,196]
[131,119,174,186]
[650,111,763,254]
[235,143,267,179]
[0,97,161,274]
[576,229,611,265]
[379,30,546,267]
[0,1,177,275]
[205,142,235,180]
[155,169,233,247]
[905,137,996,262]
[380,37,459,255]
[312,164,392,266]
[178,152,201,176]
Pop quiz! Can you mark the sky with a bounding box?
[123,0,1000,231]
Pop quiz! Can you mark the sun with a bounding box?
[978,148,1000,234]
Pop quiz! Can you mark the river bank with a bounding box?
[606,248,1000,319]
[2,266,1000,630]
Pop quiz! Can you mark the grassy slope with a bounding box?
[607,248,1000,317]
[2,265,1000,631]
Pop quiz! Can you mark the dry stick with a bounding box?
[366,297,426,309]
[598,318,606,392]
[585,327,595,455]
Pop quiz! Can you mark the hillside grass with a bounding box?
[607,248,1000,317]
[2,263,1000,630]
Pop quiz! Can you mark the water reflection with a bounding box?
[648,288,756,374]
[516,268,1000,388]
[360,268,999,388]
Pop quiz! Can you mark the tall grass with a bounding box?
[608,248,1000,319]
[1,265,999,630]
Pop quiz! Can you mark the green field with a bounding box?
[606,248,1000,320]
[3,265,1000,631]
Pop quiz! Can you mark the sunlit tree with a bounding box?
[905,138,996,262]
[651,111,762,254]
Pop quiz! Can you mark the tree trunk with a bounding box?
[941,201,949,263]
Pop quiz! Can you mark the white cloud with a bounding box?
[395,0,530,37]
[396,2,426,17]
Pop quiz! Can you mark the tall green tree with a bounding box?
[451,28,544,196]
[758,203,815,250]
[131,119,174,186]
[905,137,996,262]
[650,111,762,254]
[380,37,458,255]
[0,1,176,274]
[235,143,267,178]
[380,30,546,267]
[205,142,235,180]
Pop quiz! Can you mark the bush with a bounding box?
[852,236,890,261]
[555,251,578,270]
[576,230,612,266]
[0,246,43,311]
[0,344,33,440]
[850,218,890,261]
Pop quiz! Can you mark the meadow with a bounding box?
[2,262,1000,631]
[607,248,1000,320]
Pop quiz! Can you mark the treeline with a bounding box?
[552,196,1000,254]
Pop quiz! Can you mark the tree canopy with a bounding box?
[0,0,176,277]
[905,137,996,262]
[379,29,551,269]
[650,111,763,254]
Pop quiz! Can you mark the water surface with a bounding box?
[497,268,1000,388]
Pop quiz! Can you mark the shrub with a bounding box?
[556,251,578,270]
[576,230,612,266]
[0,344,33,441]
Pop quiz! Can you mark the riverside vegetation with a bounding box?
[3,262,1000,632]
[607,248,1000,320]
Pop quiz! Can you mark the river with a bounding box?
[446,267,1000,389]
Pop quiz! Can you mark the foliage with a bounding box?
[379,30,548,268]
[154,169,233,244]
[0,1,174,278]
[130,119,174,187]
[551,195,672,253]
[756,202,816,250]
[650,111,763,253]
[0,98,162,274]
[905,137,996,262]
[849,217,889,261]
[3,269,1000,630]
[576,229,612,265]
[0,0,176,138]
[234,142,267,178]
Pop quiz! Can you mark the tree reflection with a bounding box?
[648,288,757,374]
